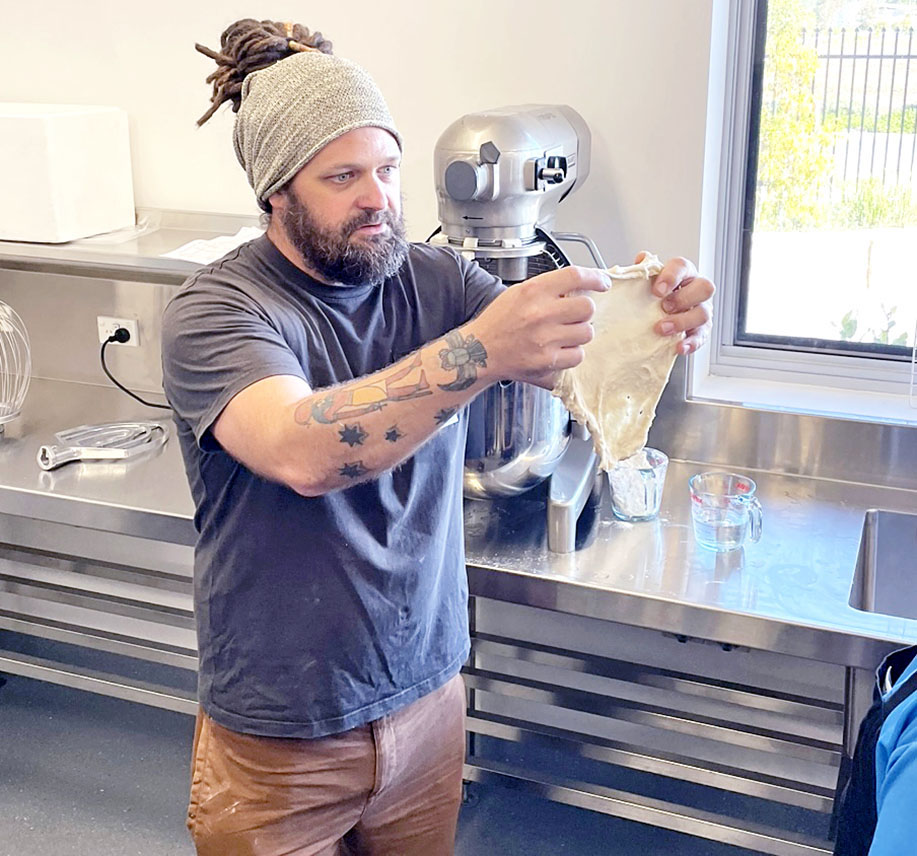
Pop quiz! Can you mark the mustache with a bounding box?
[345,210,395,236]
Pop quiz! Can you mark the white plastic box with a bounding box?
[0,104,135,243]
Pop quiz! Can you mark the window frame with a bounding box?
[693,0,917,424]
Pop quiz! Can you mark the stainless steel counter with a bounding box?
[0,209,261,284]
[0,379,195,545]
[4,380,916,855]
[3,378,915,667]
[464,469,917,670]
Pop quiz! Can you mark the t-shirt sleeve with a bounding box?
[459,253,506,322]
[161,277,308,450]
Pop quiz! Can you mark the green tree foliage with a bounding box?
[756,0,917,231]
[833,104,917,134]
[754,0,836,230]
[834,177,917,226]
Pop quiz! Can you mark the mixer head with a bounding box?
[432,104,591,280]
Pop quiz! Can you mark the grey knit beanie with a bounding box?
[232,50,402,203]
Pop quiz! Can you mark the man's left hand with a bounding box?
[640,253,715,355]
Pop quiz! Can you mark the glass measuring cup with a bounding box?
[688,472,763,552]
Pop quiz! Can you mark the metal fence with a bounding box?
[803,27,917,194]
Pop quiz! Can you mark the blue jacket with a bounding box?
[833,644,917,855]
[870,651,917,855]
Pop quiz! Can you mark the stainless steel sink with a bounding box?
[849,509,917,620]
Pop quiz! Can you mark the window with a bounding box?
[699,0,917,423]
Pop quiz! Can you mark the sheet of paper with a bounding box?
[160,226,264,264]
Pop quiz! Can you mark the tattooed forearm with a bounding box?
[438,331,488,392]
[295,352,432,427]
[384,425,404,443]
[339,424,367,446]
[284,328,486,492]
[339,461,368,479]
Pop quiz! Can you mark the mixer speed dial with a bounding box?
[444,160,485,201]
[444,141,501,202]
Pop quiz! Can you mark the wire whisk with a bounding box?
[0,300,31,432]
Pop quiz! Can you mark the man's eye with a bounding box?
[331,173,352,183]
[380,166,398,177]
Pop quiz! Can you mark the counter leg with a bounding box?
[465,595,477,764]
[831,665,875,838]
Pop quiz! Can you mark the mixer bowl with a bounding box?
[463,380,570,498]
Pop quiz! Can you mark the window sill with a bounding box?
[689,371,917,427]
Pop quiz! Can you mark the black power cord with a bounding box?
[100,328,171,410]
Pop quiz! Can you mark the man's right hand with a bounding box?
[468,266,611,389]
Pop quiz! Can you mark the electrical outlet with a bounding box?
[97,316,140,347]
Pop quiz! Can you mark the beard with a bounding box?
[279,192,410,286]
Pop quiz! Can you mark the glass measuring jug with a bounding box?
[688,472,763,552]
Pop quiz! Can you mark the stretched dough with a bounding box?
[551,253,680,471]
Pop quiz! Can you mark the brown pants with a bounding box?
[187,673,467,856]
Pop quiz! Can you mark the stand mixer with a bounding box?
[431,104,607,552]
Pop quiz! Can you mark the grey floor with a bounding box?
[0,673,766,856]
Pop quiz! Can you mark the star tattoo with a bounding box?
[384,425,404,443]
[434,408,457,426]
[339,461,368,479]
[339,423,368,447]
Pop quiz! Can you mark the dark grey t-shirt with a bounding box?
[161,235,503,738]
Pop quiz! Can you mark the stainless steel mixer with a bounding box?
[431,104,607,551]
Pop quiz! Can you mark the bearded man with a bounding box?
[161,17,714,856]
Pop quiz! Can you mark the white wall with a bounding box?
[1,0,715,264]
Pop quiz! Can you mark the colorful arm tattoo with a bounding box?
[438,331,488,392]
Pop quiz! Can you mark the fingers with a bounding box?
[554,294,596,324]
[652,256,698,298]
[541,266,612,297]
[528,371,561,391]
[650,255,715,356]
[559,321,595,348]
[550,345,586,372]
[537,321,594,353]
[677,322,712,355]
[660,275,715,313]
[655,304,711,339]
[526,322,593,382]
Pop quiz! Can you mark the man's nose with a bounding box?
[356,174,388,210]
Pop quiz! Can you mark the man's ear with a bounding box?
[267,189,288,215]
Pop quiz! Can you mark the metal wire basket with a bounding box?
[0,300,31,430]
